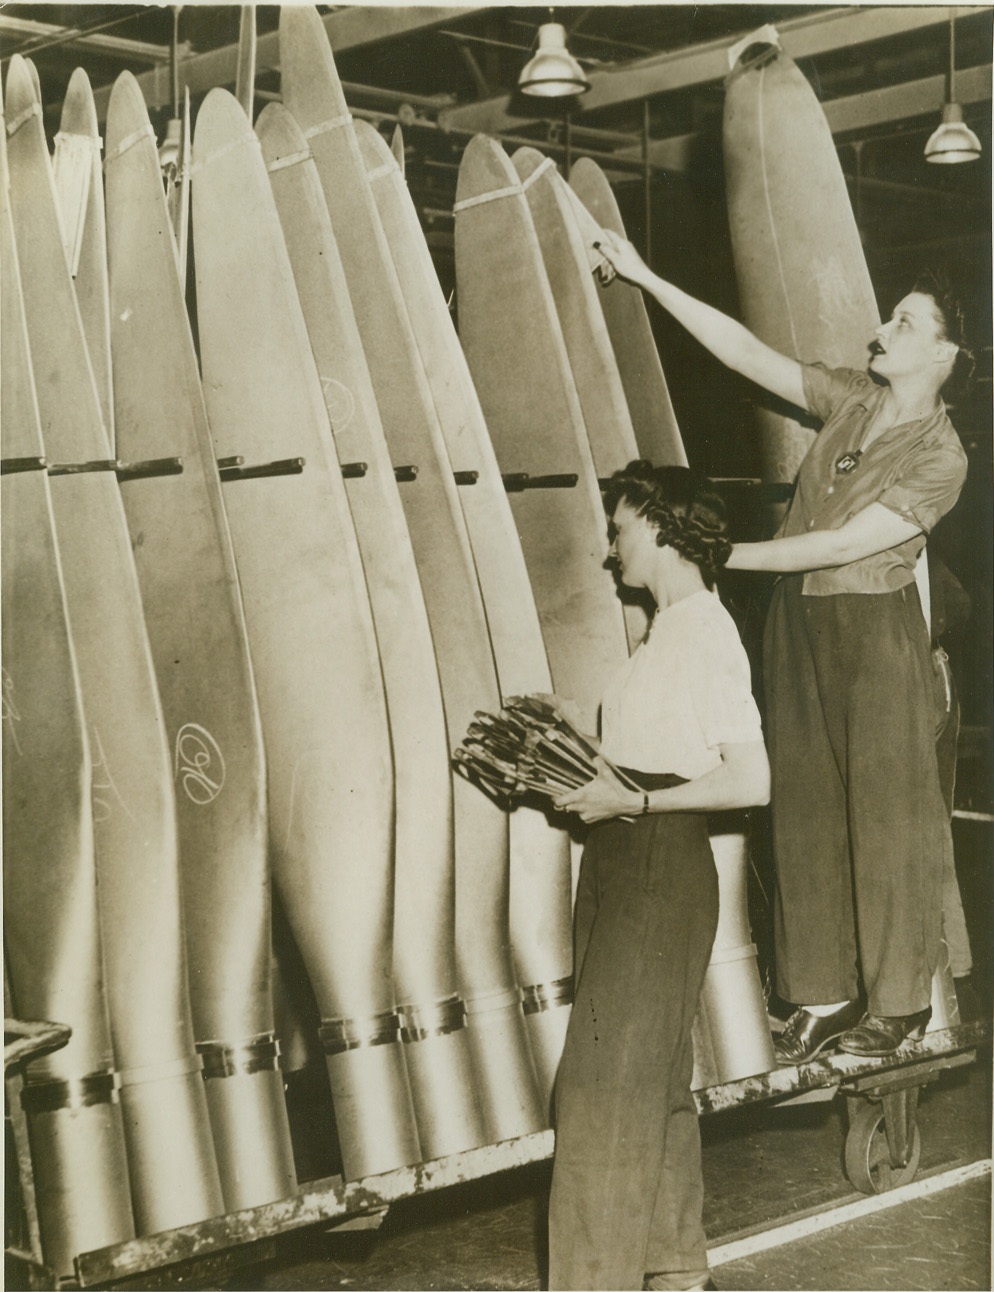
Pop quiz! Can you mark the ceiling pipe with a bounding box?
[0,8,165,65]
[90,6,483,119]
[341,81,457,111]
[157,6,183,173]
[234,5,256,120]
[841,169,988,207]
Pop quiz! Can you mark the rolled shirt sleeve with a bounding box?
[801,361,866,425]
[878,442,969,535]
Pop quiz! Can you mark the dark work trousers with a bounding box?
[764,576,945,1017]
[933,651,972,976]
[547,804,718,1291]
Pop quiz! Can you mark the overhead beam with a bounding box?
[0,13,174,64]
[91,7,485,120]
[821,61,991,135]
[437,6,989,136]
[618,62,993,172]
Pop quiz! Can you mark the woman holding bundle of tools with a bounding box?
[595,231,970,1067]
[548,463,769,1292]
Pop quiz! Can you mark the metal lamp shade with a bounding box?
[925,102,982,163]
[518,23,590,98]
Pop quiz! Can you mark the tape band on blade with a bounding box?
[266,150,311,174]
[320,1010,399,1055]
[103,124,155,167]
[118,1053,204,1089]
[189,132,260,177]
[463,986,523,1016]
[522,976,574,1016]
[303,115,353,140]
[364,160,395,184]
[452,184,523,214]
[520,156,557,190]
[707,942,759,968]
[6,102,42,137]
[21,1070,119,1114]
[54,131,103,151]
[397,995,467,1043]
[197,1033,282,1079]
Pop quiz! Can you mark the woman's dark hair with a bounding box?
[911,269,975,402]
[604,461,732,589]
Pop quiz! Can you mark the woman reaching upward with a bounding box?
[596,231,970,1063]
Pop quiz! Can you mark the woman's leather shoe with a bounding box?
[837,1008,931,1057]
[773,1000,863,1065]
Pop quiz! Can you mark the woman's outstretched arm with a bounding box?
[727,502,922,574]
[597,229,808,412]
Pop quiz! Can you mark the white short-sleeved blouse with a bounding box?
[599,589,763,779]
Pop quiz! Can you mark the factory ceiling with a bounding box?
[4,6,990,170]
[2,4,991,376]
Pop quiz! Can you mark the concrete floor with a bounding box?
[712,1169,991,1291]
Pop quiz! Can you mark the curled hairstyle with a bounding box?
[604,461,732,589]
[912,269,975,402]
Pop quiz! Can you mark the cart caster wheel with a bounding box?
[845,1101,921,1193]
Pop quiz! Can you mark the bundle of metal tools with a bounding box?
[454,694,638,806]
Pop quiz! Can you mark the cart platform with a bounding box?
[7,1020,985,1290]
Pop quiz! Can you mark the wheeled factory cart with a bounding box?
[6,1017,988,1291]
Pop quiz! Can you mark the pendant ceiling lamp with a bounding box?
[518,20,590,98]
[924,9,981,164]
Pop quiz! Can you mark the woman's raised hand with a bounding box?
[594,228,650,288]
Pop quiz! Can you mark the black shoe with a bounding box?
[773,1000,863,1065]
[837,1007,932,1057]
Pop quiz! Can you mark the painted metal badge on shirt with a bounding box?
[834,450,863,475]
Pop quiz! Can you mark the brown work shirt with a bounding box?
[779,363,968,596]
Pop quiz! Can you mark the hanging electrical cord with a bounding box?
[158,7,183,173]
[234,6,256,120]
